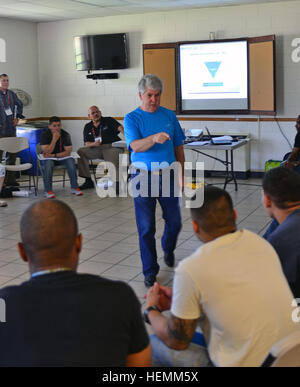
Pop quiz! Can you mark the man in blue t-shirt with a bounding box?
[262,167,300,297]
[124,74,185,288]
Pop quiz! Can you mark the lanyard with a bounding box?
[60,137,62,153]
[92,123,101,139]
[31,267,72,278]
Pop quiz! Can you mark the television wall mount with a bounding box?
[86,73,119,80]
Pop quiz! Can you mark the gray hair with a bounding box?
[138,74,163,95]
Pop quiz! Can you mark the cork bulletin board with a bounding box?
[143,44,177,111]
[249,35,275,114]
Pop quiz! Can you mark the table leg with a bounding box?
[231,149,238,191]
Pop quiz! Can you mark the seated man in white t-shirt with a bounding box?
[145,186,299,367]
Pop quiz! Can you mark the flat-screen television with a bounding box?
[179,39,248,114]
[74,33,128,71]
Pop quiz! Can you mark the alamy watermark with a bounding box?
[95,154,204,208]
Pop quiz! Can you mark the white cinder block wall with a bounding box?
[2,1,300,172]
[0,17,40,118]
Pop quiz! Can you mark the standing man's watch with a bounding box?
[143,306,161,325]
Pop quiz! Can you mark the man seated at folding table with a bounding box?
[40,116,83,199]
[0,164,7,207]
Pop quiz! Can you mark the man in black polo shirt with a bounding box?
[40,116,82,199]
[77,106,124,190]
[282,115,300,174]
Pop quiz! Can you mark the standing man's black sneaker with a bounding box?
[79,178,94,190]
[144,275,157,288]
[164,252,175,267]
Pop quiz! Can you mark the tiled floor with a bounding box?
[0,177,271,310]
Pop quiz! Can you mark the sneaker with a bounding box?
[164,252,175,267]
[72,188,83,196]
[144,275,157,288]
[79,179,94,190]
[44,191,55,199]
[0,201,7,207]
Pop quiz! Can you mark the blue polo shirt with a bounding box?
[266,209,300,297]
[124,106,185,171]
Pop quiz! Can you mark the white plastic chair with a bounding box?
[0,137,36,195]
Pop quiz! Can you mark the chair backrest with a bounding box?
[262,331,300,367]
[0,137,29,153]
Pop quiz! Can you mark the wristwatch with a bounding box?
[144,305,161,325]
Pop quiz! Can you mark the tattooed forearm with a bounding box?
[167,314,198,346]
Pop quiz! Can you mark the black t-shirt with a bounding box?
[294,132,300,148]
[40,129,72,154]
[0,271,149,366]
[83,117,121,145]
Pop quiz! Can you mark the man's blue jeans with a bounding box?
[132,171,182,278]
[41,158,78,192]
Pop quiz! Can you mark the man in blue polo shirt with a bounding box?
[124,74,185,288]
[262,167,300,297]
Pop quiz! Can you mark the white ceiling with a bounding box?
[0,0,294,23]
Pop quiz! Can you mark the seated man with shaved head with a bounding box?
[262,167,300,297]
[0,199,150,367]
[77,106,124,190]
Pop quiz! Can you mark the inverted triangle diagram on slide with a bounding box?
[205,61,221,78]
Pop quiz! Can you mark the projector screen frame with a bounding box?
[178,37,250,115]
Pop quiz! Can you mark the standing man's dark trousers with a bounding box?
[133,171,182,278]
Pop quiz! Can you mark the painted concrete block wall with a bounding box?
[0,18,39,118]
[37,1,300,171]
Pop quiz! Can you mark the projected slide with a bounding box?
[180,40,248,111]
